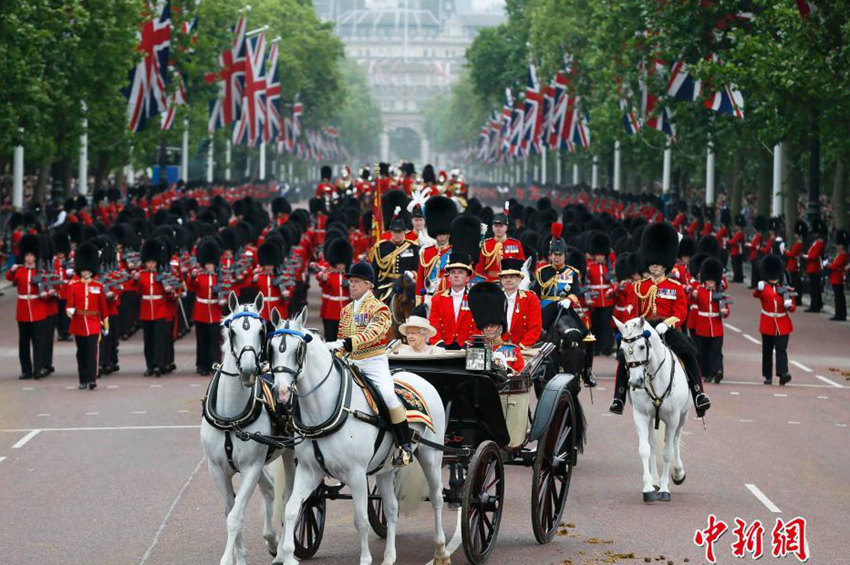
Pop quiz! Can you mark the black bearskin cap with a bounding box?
[271,197,291,216]
[468,282,507,330]
[325,238,353,267]
[677,236,696,258]
[615,252,637,281]
[422,164,436,184]
[258,241,282,267]
[450,215,483,264]
[700,257,723,287]
[688,252,708,278]
[321,165,332,181]
[197,237,222,266]
[75,242,100,275]
[425,196,458,238]
[220,228,240,252]
[588,231,611,256]
[51,232,71,256]
[640,222,678,271]
[140,239,163,265]
[837,229,849,248]
[18,233,41,262]
[697,235,721,259]
[794,220,808,238]
[382,190,410,229]
[760,254,784,281]
[309,197,326,214]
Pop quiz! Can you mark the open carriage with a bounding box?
[281,343,585,564]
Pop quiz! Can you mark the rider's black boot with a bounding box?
[609,362,627,415]
[391,420,414,467]
[681,353,711,417]
[582,343,597,388]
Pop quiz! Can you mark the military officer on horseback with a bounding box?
[609,222,712,417]
[372,207,419,303]
[477,204,525,281]
[532,222,580,308]
[326,261,414,467]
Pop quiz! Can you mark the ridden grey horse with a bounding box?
[200,292,285,565]
[614,316,689,503]
[267,307,451,565]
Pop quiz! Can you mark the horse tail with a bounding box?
[573,393,587,454]
[271,456,286,526]
[395,457,427,517]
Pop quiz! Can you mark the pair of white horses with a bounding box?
[200,292,451,565]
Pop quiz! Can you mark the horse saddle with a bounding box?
[350,366,434,432]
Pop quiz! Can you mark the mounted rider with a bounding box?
[609,222,712,417]
[371,194,419,303]
[326,261,413,467]
[477,203,525,281]
[415,196,458,302]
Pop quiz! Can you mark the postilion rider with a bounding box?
[325,261,414,467]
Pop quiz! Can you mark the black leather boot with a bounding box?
[609,363,627,415]
[681,354,710,417]
[582,345,597,387]
[391,421,414,467]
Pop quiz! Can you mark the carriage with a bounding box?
[281,343,586,564]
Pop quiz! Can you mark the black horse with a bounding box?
[539,302,596,396]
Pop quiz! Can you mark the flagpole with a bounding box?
[206,137,214,183]
[662,140,672,194]
[78,101,89,195]
[705,141,715,205]
[572,163,579,185]
[555,151,562,185]
[127,145,135,191]
[12,129,24,210]
[613,140,621,192]
[772,142,784,216]
[541,150,547,185]
[181,118,189,183]
[225,138,232,181]
[259,141,266,180]
[591,155,599,190]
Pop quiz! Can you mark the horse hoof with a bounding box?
[657,491,671,502]
[268,547,278,557]
[672,473,686,486]
[653,484,661,491]
[433,557,452,565]
[643,491,660,503]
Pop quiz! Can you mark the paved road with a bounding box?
[0,278,848,565]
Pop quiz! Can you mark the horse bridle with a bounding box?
[223,309,266,377]
[620,328,675,429]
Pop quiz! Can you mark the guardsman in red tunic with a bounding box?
[137,239,173,377]
[499,258,542,348]
[271,196,291,227]
[66,242,109,389]
[415,196,457,301]
[6,234,50,379]
[827,230,848,321]
[186,238,224,375]
[728,214,746,283]
[611,252,640,328]
[252,240,288,324]
[755,254,795,385]
[785,220,806,305]
[428,253,477,349]
[477,206,525,281]
[586,232,615,355]
[610,222,711,417]
[315,165,336,200]
[318,237,352,341]
[691,258,730,384]
[51,232,74,341]
[672,236,695,284]
[468,282,526,374]
[802,219,826,312]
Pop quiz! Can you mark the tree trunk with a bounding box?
[58,156,72,198]
[757,149,772,217]
[730,150,743,216]
[832,158,848,230]
[94,150,110,191]
[784,150,799,242]
[34,160,50,208]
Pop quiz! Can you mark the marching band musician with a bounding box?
[415,196,457,301]
[315,165,335,200]
[318,237,353,341]
[477,204,525,281]
[371,205,419,303]
[691,258,730,384]
[326,261,414,467]
[802,219,826,313]
[467,282,525,373]
[98,238,124,376]
[428,253,478,349]
[66,242,108,390]
[252,239,289,325]
[755,254,795,385]
[728,215,746,283]
[586,231,615,355]
[609,223,711,417]
[186,238,224,376]
[51,231,73,342]
[748,216,767,289]
[498,258,542,348]
[7,233,50,380]
[137,239,174,377]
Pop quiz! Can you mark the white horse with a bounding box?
[200,292,284,565]
[519,256,535,290]
[613,317,689,503]
[267,307,450,565]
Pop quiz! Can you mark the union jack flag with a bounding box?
[549,70,569,149]
[126,0,172,132]
[666,60,702,101]
[487,110,501,163]
[263,40,281,144]
[476,118,490,161]
[499,88,514,161]
[521,64,542,156]
[232,31,266,147]
[540,78,555,150]
[205,16,246,133]
[796,1,816,18]
[621,98,641,135]
[640,60,676,138]
[702,54,744,119]
[161,66,186,130]
[509,103,524,159]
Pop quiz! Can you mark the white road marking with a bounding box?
[730,391,740,395]
[107,385,118,389]
[726,323,742,333]
[177,410,189,414]
[86,412,99,416]
[190,383,201,387]
[739,419,753,423]
[790,360,813,373]
[65,386,76,390]
[21,387,33,391]
[774,393,788,398]
[837,424,848,428]
[788,421,801,425]
[746,484,782,513]
[818,396,829,400]
[150,384,162,388]
[37,413,50,417]
[742,333,762,345]
[720,379,842,389]
[132,411,147,415]
[1,425,200,433]
[600,413,613,417]
[0,457,5,464]
[597,387,606,391]
[12,429,41,449]
[139,457,205,565]
[425,508,462,565]
[815,375,844,388]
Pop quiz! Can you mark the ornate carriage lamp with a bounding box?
[465,335,492,372]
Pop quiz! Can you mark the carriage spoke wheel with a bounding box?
[531,390,576,544]
[367,478,388,538]
[294,485,326,559]
[461,441,505,564]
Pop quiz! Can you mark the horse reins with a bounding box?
[621,330,676,430]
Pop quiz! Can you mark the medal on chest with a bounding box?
[657,287,677,300]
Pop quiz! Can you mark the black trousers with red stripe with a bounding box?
[195,322,220,372]
[75,334,99,385]
[18,320,47,376]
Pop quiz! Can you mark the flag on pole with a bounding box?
[639,59,676,138]
[126,0,173,132]
[205,16,247,133]
[263,40,281,144]
[540,78,555,150]
[795,1,816,18]
[499,88,514,161]
[549,71,569,149]
[666,60,702,101]
[520,64,542,156]
[161,66,186,130]
[232,31,267,147]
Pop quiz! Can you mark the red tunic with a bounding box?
[476,237,525,281]
[317,271,350,321]
[754,284,795,336]
[585,261,613,308]
[748,233,762,261]
[611,281,637,324]
[803,239,824,274]
[187,271,223,324]
[428,289,477,347]
[784,240,802,273]
[502,290,542,348]
[633,277,688,329]
[827,252,848,286]
[252,272,287,321]
[66,279,108,336]
[138,271,172,321]
[728,231,745,257]
[691,286,728,338]
[6,266,49,322]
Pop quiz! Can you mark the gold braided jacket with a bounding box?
[338,290,392,360]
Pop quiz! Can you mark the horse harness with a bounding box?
[621,330,676,430]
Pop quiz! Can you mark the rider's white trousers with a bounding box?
[352,355,402,410]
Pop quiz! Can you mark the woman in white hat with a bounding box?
[397,315,444,355]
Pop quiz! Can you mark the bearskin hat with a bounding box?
[836,229,849,248]
[735,213,746,228]
[479,207,494,227]
[567,247,586,276]
[614,236,636,256]
[382,190,410,229]
[588,231,611,256]
[271,197,291,216]
[468,282,507,331]
[720,208,732,227]
[258,240,282,267]
[520,230,540,260]
[140,239,163,265]
[700,257,724,287]
[794,220,809,238]
[450,215,483,264]
[320,165,332,181]
[379,162,390,177]
[689,252,708,278]
[18,233,41,262]
[813,218,828,236]
[220,228,240,252]
[537,197,552,212]
[760,254,784,281]
[465,198,483,218]
[640,222,678,271]
[615,252,637,281]
[308,197,326,215]
[677,236,696,258]
[422,164,437,185]
[51,232,71,256]
[697,234,721,259]
[753,215,768,232]
[75,242,100,275]
[425,196,458,238]
[197,237,221,267]
[325,238,353,268]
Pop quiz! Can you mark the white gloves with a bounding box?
[66,307,76,317]
[326,340,344,352]
[783,299,793,310]
[492,351,507,368]
[656,322,669,336]
[558,299,572,310]
[757,281,765,292]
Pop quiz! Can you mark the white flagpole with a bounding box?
[662,141,672,194]
[555,151,562,185]
[181,118,189,183]
[225,138,232,181]
[127,145,135,189]
[705,142,715,205]
[613,140,622,192]
[78,101,89,195]
[13,134,24,210]
[591,155,599,190]
[259,141,267,180]
[541,150,547,184]
[572,163,579,185]
[772,142,784,216]
[206,137,214,183]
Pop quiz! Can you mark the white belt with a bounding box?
[761,310,787,318]
[322,294,349,302]
[588,284,608,290]
[698,312,720,318]
[18,295,39,300]
[196,297,218,304]
[264,296,280,301]
[142,295,163,300]
[614,306,629,311]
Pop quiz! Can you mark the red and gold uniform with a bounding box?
[66,277,109,386]
[415,242,452,299]
[7,264,50,378]
[477,236,525,281]
[632,276,688,329]
[428,288,477,348]
[502,289,542,348]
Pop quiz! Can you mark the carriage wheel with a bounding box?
[367,478,388,538]
[461,441,505,564]
[531,390,576,545]
[294,484,326,559]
